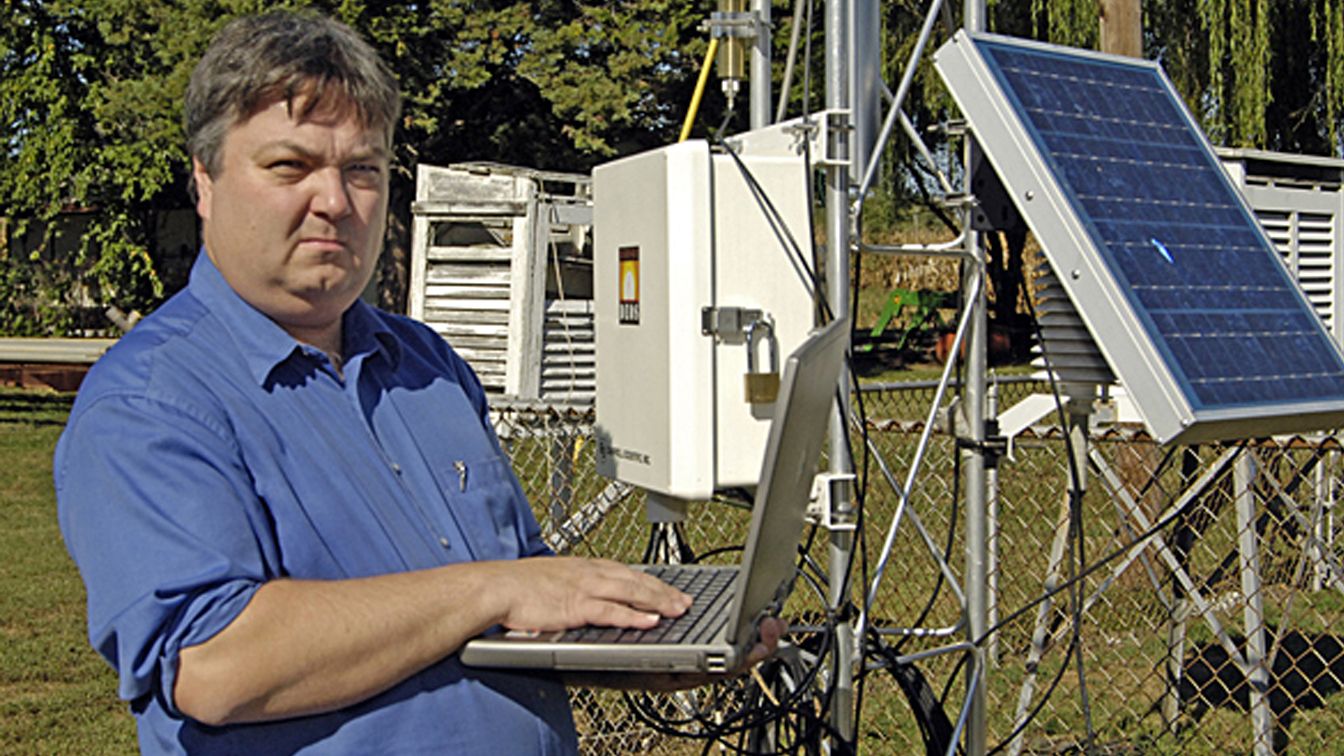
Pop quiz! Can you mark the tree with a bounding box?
[0,0,239,334]
[0,0,719,334]
[11,0,1344,336]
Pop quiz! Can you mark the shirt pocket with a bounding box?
[440,455,534,562]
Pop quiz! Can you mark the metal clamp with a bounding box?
[702,306,764,338]
[807,472,858,531]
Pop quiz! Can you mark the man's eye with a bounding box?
[346,163,385,186]
[268,160,307,174]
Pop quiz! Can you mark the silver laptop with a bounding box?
[460,318,848,674]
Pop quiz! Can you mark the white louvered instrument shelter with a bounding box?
[1220,148,1344,342]
[410,163,594,403]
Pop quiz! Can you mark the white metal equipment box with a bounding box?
[593,140,817,500]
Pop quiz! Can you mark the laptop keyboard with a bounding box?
[558,565,738,645]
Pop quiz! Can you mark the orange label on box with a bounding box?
[619,246,640,325]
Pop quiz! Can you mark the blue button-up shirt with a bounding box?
[55,253,577,754]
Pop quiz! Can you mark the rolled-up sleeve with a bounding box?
[55,392,271,714]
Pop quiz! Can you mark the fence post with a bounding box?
[1235,449,1274,755]
[986,381,1000,668]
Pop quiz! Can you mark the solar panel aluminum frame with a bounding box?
[934,30,1344,445]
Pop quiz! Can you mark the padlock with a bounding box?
[743,319,780,404]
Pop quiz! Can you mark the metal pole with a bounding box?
[1235,451,1274,756]
[825,0,855,745]
[964,0,986,33]
[986,381,1000,669]
[1006,488,1073,756]
[961,195,989,756]
[750,0,771,129]
[1163,449,1199,731]
[849,0,880,180]
[961,5,988,754]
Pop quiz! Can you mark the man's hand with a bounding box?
[488,557,789,693]
[485,556,694,632]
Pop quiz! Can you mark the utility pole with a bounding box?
[1099,0,1142,57]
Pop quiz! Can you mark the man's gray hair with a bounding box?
[185,11,401,178]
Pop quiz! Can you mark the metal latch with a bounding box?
[702,306,780,405]
[701,306,763,337]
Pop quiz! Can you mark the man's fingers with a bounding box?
[497,557,692,632]
[759,617,787,646]
[579,561,691,617]
[579,600,665,630]
[745,618,788,667]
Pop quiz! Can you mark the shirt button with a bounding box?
[391,462,402,474]
[439,537,450,548]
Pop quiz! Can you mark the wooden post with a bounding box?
[1099,0,1142,58]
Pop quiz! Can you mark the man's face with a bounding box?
[194,97,390,341]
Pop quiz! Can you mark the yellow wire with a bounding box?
[679,37,721,143]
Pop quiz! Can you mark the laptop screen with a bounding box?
[727,317,849,643]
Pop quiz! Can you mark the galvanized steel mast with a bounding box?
[961,4,990,754]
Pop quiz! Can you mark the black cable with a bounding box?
[709,130,875,754]
[851,267,1243,754]
[623,609,836,747]
[708,129,873,628]
[973,437,1250,752]
[712,139,829,321]
[974,438,1243,649]
[702,37,884,748]
[855,628,965,756]
[715,95,738,144]
[623,532,838,749]
[984,630,1083,756]
[913,280,1097,754]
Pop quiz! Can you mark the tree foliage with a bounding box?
[7,0,1344,335]
[0,0,717,334]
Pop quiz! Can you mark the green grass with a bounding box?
[0,388,138,754]
[7,384,1344,755]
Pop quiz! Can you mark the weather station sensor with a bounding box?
[935,31,1344,444]
[592,136,818,507]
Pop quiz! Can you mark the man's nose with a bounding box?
[311,167,352,220]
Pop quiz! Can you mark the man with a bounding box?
[56,11,778,754]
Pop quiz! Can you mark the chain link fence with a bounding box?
[491,380,1344,754]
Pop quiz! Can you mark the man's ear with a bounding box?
[192,158,213,220]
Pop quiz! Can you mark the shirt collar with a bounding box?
[344,293,402,372]
[187,252,400,386]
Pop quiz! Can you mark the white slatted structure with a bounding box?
[410,163,594,402]
[541,299,595,399]
[1220,148,1344,341]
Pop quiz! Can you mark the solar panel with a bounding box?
[934,31,1344,444]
